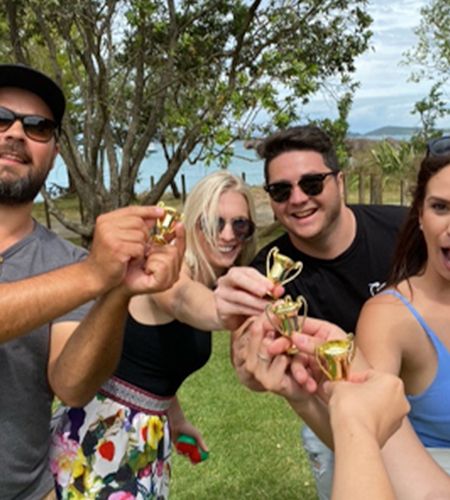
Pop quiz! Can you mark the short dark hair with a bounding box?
[257,125,340,184]
[0,64,65,131]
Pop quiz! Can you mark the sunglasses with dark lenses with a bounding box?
[427,136,450,157]
[0,106,58,143]
[264,171,338,202]
[200,216,255,241]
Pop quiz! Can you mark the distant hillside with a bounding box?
[363,126,420,137]
[358,126,450,138]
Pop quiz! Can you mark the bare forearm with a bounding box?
[167,396,184,425]
[288,397,334,448]
[332,423,395,500]
[49,286,131,406]
[172,282,223,331]
[0,260,105,343]
[382,420,450,499]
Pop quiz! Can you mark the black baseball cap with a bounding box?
[0,64,66,129]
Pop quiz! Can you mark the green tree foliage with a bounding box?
[2,0,372,241]
[369,139,419,204]
[404,0,450,145]
[369,140,416,180]
[410,83,448,149]
[314,85,357,169]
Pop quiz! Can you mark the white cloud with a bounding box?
[305,0,437,133]
[350,0,435,131]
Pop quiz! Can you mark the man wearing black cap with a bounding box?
[0,64,185,498]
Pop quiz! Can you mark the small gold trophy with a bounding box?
[315,334,355,381]
[266,247,303,288]
[265,295,308,354]
[151,201,183,245]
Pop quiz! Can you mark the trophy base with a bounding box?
[286,345,299,355]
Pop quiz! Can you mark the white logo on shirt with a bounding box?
[368,281,385,296]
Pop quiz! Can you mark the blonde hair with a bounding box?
[183,171,257,286]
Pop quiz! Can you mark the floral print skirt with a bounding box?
[50,377,174,499]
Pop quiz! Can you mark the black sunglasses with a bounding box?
[200,216,255,242]
[0,106,58,143]
[427,136,450,157]
[264,171,338,202]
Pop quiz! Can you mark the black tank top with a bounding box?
[114,314,212,396]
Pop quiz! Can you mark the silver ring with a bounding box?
[257,352,270,363]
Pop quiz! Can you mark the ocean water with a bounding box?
[44,141,265,200]
[43,134,401,200]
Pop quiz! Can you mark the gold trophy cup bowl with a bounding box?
[265,295,308,355]
[152,201,183,245]
[266,246,303,288]
[315,334,355,381]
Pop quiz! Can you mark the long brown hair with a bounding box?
[386,152,450,287]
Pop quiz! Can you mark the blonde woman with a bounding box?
[50,172,257,499]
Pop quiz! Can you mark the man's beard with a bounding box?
[0,168,50,205]
[0,140,51,205]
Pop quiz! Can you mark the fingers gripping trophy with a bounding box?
[151,201,184,245]
[264,246,354,380]
[264,247,306,355]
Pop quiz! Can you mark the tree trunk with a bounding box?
[170,179,180,199]
[370,174,382,204]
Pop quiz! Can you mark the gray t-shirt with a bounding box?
[0,221,92,499]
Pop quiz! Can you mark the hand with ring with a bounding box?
[257,352,271,363]
[232,311,319,403]
[267,317,370,396]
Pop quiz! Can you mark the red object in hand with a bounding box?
[175,434,209,464]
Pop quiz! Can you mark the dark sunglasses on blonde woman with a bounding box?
[0,106,57,143]
[264,171,338,203]
[199,216,255,241]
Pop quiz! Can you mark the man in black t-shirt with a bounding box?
[214,125,407,500]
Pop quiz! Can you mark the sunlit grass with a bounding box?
[170,333,317,500]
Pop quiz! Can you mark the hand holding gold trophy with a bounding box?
[265,295,308,354]
[264,246,355,379]
[264,247,305,353]
[151,201,184,245]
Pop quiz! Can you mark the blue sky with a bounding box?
[305,0,443,134]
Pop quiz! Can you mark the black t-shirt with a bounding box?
[115,315,212,396]
[252,205,407,333]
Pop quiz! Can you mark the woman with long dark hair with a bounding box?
[356,137,450,474]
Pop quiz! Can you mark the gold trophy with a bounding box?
[265,295,308,354]
[266,247,303,288]
[151,201,183,245]
[315,334,355,381]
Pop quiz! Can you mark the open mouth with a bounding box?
[441,247,450,263]
[291,207,317,220]
[217,244,238,255]
[0,153,27,164]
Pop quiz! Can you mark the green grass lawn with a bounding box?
[170,333,317,500]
